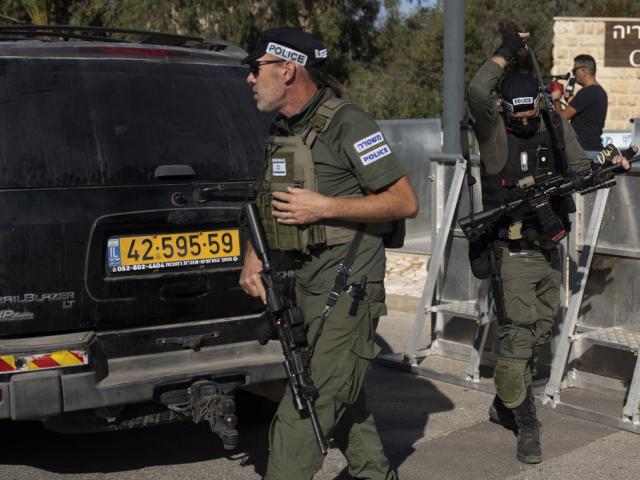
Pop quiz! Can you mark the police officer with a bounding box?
[239,27,418,480]
[468,32,630,464]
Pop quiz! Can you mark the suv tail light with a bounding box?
[0,350,88,373]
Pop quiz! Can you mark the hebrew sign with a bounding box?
[605,21,640,67]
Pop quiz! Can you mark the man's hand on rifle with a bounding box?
[239,244,267,304]
[622,145,637,169]
[609,145,637,171]
[613,154,632,171]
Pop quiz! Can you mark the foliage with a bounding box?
[587,0,640,17]
[1,0,639,118]
[21,0,49,25]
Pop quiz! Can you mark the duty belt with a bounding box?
[496,239,557,252]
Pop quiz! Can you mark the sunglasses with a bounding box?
[248,59,285,77]
[571,66,586,75]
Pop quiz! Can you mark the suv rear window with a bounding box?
[0,57,268,188]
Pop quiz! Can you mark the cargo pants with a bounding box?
[265,282,396,480]
[493,245,562,408]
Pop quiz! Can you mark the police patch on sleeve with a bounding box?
[272,158,287,176]
[353,131,385,153]
[360,144,391,166]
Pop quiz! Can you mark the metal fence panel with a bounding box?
[378,118,442,253]
[577,167,640,329]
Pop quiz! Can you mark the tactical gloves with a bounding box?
[494,31,526,62]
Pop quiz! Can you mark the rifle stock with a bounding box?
[243,202,329,456]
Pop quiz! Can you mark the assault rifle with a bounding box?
[459,151,639,242]
[243,202,329,456]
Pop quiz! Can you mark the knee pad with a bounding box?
[494,358,528,409]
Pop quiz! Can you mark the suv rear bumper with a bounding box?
[0,319,284,420]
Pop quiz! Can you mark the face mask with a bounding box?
[506,115,540,138]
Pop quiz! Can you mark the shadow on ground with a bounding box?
[1,337,454,479]
[331,336,455,479]
[0,392,275,477]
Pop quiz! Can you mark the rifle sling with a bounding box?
[489,244,507,326]
[310,223,366,357]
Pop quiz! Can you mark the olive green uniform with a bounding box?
[264,87,403,480]
[468,60,591,408]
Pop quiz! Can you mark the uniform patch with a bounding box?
[512,96,534,106]
[266,42,308,66]
[272,158,287,176]
[360,144,391,165]
[353,131,385,153]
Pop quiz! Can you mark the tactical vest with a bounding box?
[481,128,573,242]
[256,98,362,252]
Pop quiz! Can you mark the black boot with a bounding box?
[512,390,542,464]
[488,395,517,431]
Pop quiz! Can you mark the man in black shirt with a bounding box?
[551,54,608,162]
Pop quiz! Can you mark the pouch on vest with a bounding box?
[468,234,491,279]
[257,98,363,253]
[256,135,323,251]
[383,220,406,248]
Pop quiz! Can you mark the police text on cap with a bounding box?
[266,42,308,66]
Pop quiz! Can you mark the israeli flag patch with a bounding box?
[360,144,391,165]
[272,158,287,176]
[353,131,385,153]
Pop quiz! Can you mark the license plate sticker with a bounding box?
[106,229,241,274]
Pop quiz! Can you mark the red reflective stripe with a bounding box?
[32,356,59,369]
[69,351,84,363]
[0,359,14,372]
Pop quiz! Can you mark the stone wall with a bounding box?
[553,17,640,131]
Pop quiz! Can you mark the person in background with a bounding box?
[551,54,608,162]
[468,32,629,465]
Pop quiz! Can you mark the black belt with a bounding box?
[496,239,553,252]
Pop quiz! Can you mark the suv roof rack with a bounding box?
[0,25,240,52]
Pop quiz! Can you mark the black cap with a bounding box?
[242,27,327,67]
[501,73,540,113]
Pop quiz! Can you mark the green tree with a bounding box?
[2,0,640,118]
[587,0,640,17]
[62,0,387,95]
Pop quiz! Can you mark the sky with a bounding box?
[399,0,436,14]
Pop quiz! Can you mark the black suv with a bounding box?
[0,25,281,447]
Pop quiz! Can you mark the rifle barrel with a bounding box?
[307,398,329,455]
[244,202,273,271]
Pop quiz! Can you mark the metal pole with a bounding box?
[442,0,466,154]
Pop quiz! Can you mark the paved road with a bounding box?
[3,360,640,480]
[3,272,640,479]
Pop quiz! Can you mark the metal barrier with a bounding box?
[378,118,442,253]
[631,118,640,147]
[403,153,484,367]
[380,153,498,393]
[381,152,640,433]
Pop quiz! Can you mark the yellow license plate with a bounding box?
[106,229,241,274]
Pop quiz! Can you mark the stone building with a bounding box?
[552,16,640,132]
